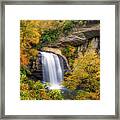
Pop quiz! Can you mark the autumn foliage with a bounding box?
[20,20,100,100]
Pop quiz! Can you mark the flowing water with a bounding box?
[41,52,64,89]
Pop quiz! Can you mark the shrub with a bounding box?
[63,49,100,99]
[48,89,64,100]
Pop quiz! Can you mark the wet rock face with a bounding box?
[28,52,70,81]
[42,47,62,55]
[90,37,100,50]
[28,53,43,81]
[78,37,100,54]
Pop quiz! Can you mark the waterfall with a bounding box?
[41,52,64,89]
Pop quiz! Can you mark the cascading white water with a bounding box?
[41,52,64,89]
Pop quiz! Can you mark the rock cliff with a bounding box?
[28,23,100,81]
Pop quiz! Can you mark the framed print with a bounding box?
[0,0,119,119]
